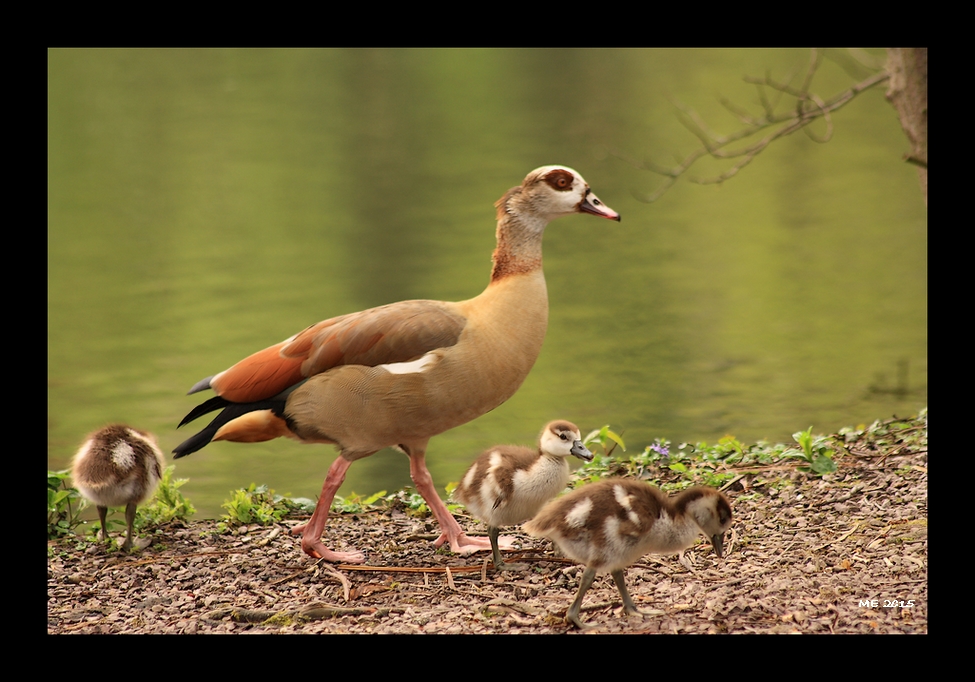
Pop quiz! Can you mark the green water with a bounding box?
[48,49,926,517]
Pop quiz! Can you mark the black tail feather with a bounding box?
[172,423,222,459]
[178,395,231,428]
[172,399,285,459]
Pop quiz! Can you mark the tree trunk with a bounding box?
[885,48,928,205]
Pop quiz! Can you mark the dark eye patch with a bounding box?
[543,169,574,192]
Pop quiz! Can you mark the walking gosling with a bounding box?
[524,478,732,628]
[71,424,165,551]
[453,420,593,570]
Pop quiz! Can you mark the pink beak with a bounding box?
[579,190,621,221]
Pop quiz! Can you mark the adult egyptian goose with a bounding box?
[453,420,593,571]
[174,166,620,563]
[524,479,732,629]
[71,424,166,551]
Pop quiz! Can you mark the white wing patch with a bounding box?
[613,483,642,526]
[565,497,593,529]
[460,465,478,491]
[379,352,439,375]
[111,440,137,470]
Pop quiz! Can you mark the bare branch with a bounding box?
[801,93,833,144]
[798,48,822,97]
[719,95,761,126]
[627,50,891,202]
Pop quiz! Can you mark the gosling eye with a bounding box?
[559,433,568,441]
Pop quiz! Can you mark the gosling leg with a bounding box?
[566,566,598,629]
[611,569,645,617]
[489,526,528,571]
[122,501,138,551]
[96,505,109,543]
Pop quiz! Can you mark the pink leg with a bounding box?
[407,449,515,556]
[291,456,366,563]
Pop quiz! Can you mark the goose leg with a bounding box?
[567,566,598,629]
[611,569,644,617]
[291,456,367,563]
[405,447,509,555]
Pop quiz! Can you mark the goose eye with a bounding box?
[543,169,575,192]
[559,433,568,440]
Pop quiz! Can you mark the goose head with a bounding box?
[500,166,621,229]
[540,420,594,462]
[685,487,734,558]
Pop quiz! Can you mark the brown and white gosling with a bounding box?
[524,478,732,628]
[71,424,166,551]
[453,420,593,570]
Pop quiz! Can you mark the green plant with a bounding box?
[338,488,440,519]
[47,470,85,539]
[573,454,622,485]
[401,490,430,516]
[573,426,628,485]
[787,425,837,475]
[137,465,197,527]
[837,408,927,456]
[221,484,314,527]
[332,490,388,514]
[582,425,626,456]
[568,411,925,490]
[223,484,283,526]
[639,438,739,490]
[634,437,672,468]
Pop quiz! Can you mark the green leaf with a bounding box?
[811,454,837,475]
[793,426,815,461]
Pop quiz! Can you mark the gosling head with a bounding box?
[683,487,734,558]
[540,420,594,462]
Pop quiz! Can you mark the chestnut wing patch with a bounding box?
[211,300,467,403]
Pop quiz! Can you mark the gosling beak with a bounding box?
[578,190,621,221]
[571,440,594,462]
[710,533,725,559]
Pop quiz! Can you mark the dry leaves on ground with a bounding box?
[48,418,927,634]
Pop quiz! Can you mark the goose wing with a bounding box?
[190,299,467,405]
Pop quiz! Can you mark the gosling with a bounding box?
[524,479,732,628]
[71,424,166,551]
[453,420,593,570]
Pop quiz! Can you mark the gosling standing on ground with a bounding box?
[71,424,166,551]
[454,420,593,570]
[524,479,732,628]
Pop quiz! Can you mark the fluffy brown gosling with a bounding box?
[524,478,732,629]
[71,424,165,551]
[454,420,593,570]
